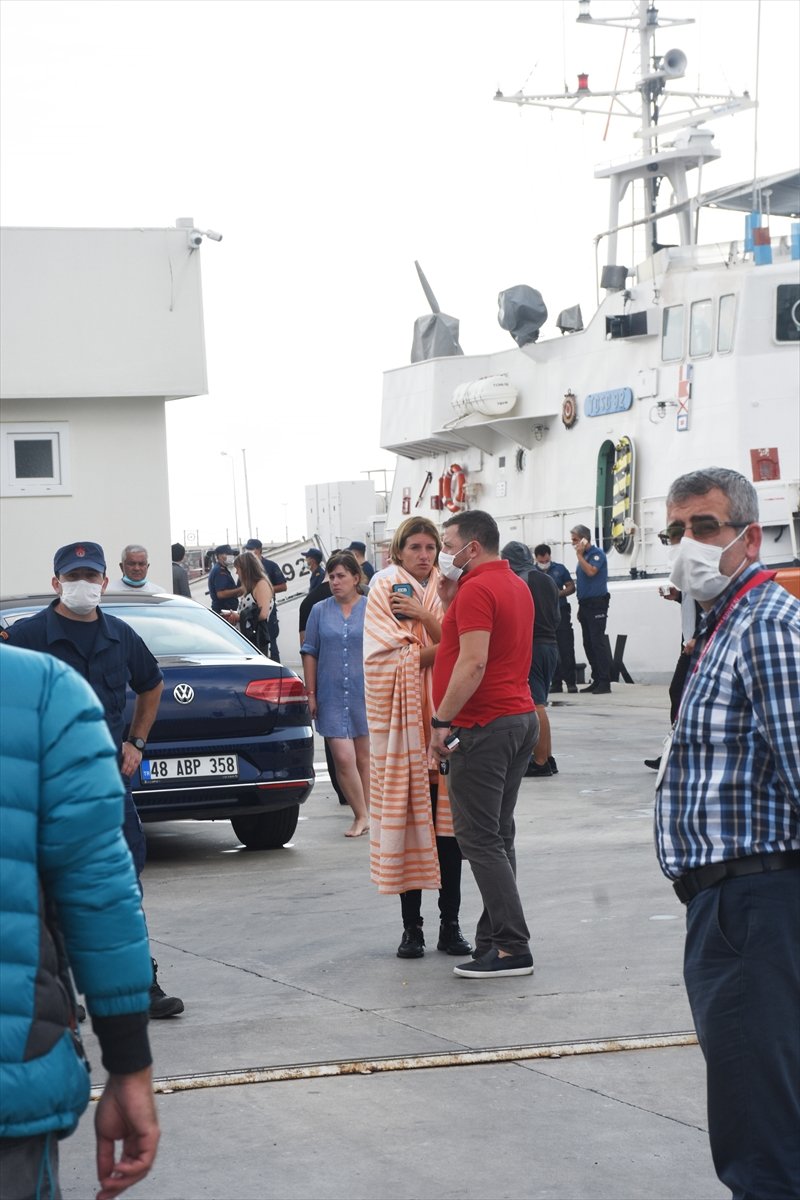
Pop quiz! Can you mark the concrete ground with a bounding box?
[60,660,726,1200]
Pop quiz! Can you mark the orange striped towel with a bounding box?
[364,566,453,895]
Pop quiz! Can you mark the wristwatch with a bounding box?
[431,716,452,729]
[127,736,146,752]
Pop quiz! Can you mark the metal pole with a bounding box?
[241,448,252,535]
[221,453,240,548]
[90,1031,699,1099]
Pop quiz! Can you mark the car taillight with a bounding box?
[245,677,308,704]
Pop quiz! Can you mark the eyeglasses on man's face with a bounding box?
[658,518,749,546]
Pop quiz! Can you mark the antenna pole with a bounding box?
[414,261,441,314]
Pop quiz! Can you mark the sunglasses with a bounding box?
[658,518,748,546]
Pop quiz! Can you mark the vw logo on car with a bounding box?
[173,683,195,704]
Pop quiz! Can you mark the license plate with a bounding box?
[140,754,239,783]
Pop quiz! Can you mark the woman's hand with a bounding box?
[306,692,318,718]
[389,592,424,621]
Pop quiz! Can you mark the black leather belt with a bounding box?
[673,850,800,905]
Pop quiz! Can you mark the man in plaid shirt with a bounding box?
[655,467,799,1200]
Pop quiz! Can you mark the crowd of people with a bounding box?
[1,466,798,1200]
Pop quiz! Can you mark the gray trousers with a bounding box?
[448,711,539,957]
[0,1133,61,1200]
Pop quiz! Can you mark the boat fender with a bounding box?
[562,392,578,428]
[442,463,467,512]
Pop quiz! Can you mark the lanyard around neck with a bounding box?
[691,569,776,676]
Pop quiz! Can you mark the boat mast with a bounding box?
[495,1,756,275]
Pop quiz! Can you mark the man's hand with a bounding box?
[120,743,142,779]
[436,575,458,611]
[95,1067,160,1200]
[427,724,454,771]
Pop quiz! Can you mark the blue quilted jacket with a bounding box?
[0,646,152,1138]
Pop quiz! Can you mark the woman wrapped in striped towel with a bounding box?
[363,517,472,959]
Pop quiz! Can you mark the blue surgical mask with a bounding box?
[122,575,147,588]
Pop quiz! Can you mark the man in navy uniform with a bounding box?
[207,544,241,613]
[570,524,613,694]
[533,543,577,693]
[1,541,184,1018]
[244,537,287,660]
[305,547,325,591]
[346,540,375,581]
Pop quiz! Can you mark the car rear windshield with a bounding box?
[107,605,256,657]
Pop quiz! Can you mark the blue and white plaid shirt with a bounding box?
[655,562,800,879]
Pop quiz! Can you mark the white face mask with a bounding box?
[668,526,750,603]
[438,541,472,582]
[535,561,549,571]
[59,579,103,615]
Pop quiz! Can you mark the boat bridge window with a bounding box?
[661,305,684,361]
[689,299,713,358]
[718,294,736,353]
[776,284,800,342]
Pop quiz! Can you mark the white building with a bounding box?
[0,222,209,594]
[305,479,380,560]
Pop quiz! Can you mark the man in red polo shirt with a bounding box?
[430,510,538,978]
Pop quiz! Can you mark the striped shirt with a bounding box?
[655,562,800,879]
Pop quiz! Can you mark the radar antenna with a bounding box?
[495,0,757,266]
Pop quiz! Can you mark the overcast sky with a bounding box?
[2,0,797,546]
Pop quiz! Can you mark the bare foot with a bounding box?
[345,822,370,838]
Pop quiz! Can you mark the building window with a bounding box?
[1,423,71,496]
[661,305,684,361]
[689,299,713,358]
[718,294,736,353]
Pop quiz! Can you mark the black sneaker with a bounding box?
[149,959,185,1019]
[580,682,597,693]
[547,756,558,774]
[397,926,425,959]
[437,922,473,956]
[526,759,553,777]
[453,948,534,979]
[644,756,662,770]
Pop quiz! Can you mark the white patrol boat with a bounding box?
[378,0,800,682]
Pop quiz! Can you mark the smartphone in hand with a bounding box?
[392,582,414,618]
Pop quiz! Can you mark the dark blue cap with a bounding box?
[305,548,323,563]
[215,544,235,557]
[244,538,262,551]
[346,541,367,554]
[54,541,106,576]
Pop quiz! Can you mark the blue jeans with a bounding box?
[683,868,800,1199]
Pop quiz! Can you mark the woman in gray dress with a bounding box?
[300,551,370,837]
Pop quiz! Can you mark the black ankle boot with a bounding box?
[397,926,425,958]
[437,922,473,956]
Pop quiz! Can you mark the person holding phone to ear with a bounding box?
[570,524,613,694]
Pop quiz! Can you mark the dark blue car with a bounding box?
[0,594,314,849]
